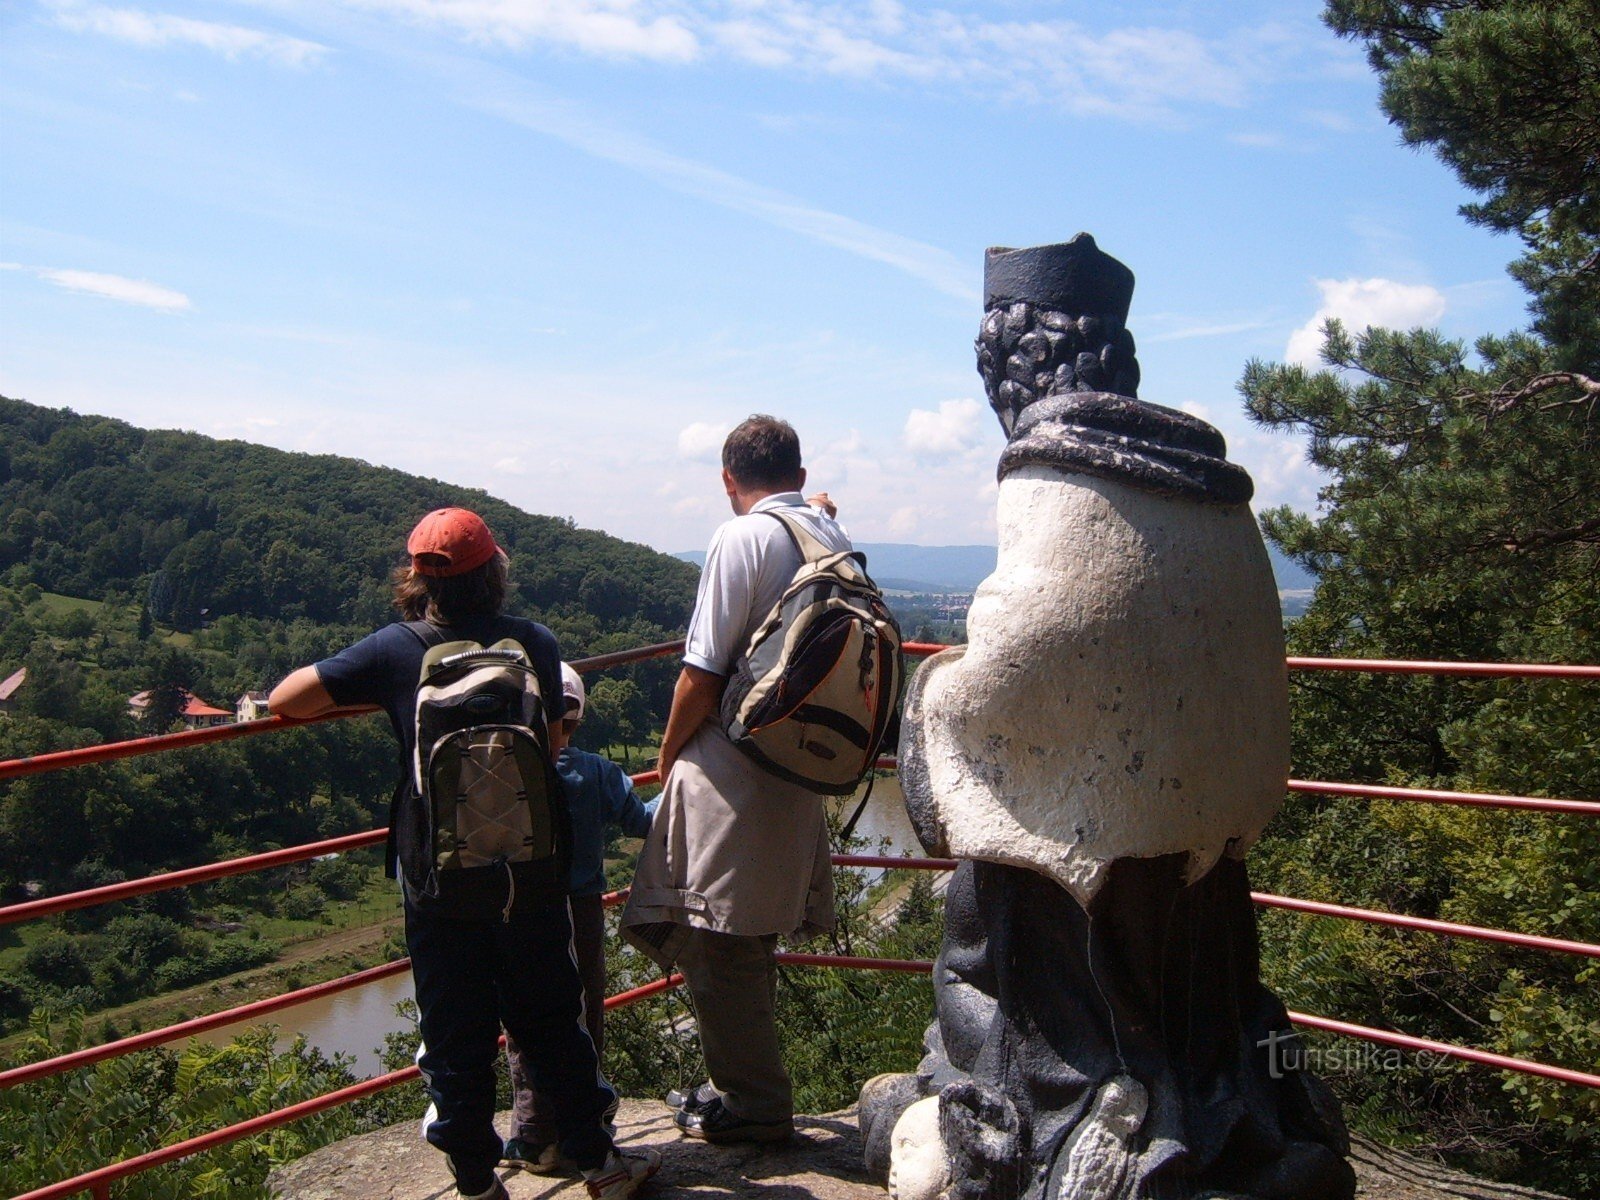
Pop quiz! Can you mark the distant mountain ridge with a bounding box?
[0,395,698,648]
[676,540,1317,594]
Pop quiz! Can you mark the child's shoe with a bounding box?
[583,1146,662,1200]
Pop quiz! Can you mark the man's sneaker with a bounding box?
[583,1147,662,1200]
[445,1155,508,1200]
[675,1097,794,1144]
[664,1081,717,1114]
[502,1136,577,1175]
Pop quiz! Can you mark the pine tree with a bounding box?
[1235,3,1600,1188]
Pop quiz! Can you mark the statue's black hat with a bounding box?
[983,233,1135,320]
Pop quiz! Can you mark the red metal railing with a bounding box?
[4,642,1599,1197]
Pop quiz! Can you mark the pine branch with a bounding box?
[1485,371,1600,416]
[1491,515,1600,554]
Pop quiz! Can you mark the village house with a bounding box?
[0,667,24,714]
[236,691,271,722]
[127,688,235,729]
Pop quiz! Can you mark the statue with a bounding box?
[858,236,1357,1200]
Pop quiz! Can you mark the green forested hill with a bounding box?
[0,395,697,646]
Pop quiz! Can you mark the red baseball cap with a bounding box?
[407,508,500,577]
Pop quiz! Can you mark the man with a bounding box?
[621,416,851,1144]
[270,508,659,1200]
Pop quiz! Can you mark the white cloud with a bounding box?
[53,4,329,67]
[36,267,192,311]
[903,397,984,460]
[1285,277,1447,367]
[677,419,730,462]
[343,0,699,62]
[329,1,1289,123]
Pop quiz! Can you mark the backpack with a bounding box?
[402,622,571,917]
[720,510,905,795]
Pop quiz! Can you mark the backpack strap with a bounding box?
[387,620,448,887]
[762,508,839,565]
[403,620,448,650]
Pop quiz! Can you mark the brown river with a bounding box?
[195,780,923,1078]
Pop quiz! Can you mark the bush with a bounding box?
[277,884,326,921]
[22,932,93,991]
[309,855,368,902]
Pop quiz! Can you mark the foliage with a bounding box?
[0,1011,397,1199]
[1233,5,1600,1188]
[0,395,698,641]
[1325,0,1600,358]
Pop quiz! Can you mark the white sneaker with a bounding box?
[583,1147,662,1200]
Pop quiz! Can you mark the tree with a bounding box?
[1231,4,1600,1188]
[1325,0,1600,358]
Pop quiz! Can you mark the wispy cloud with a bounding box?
[442,56,976,300]
[331,1,1291,123]
[52,3,329,68]
[1145,317,1274,343]
[9,262,193,310]
[341,0,697,62]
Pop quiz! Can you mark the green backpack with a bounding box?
[406,622,570,917]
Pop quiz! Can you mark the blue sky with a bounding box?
[1,1,1529,552]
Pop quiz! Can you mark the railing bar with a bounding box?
[13,972,684,1200]
[0,707,382,781]
[0,643,686,786]
[1252,893,1600,958]
[11,1063,423,1200]
[1289,779,1600,816]
[0,829,389,926]
[570,641,685,674]
[829,854,958,871]
[0,960,413,1089]
[21,960,1599,1200]
[1287,1011,1600,1089]
[1286,656,1600,679]
[21,871,1594,1090]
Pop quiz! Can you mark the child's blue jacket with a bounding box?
[558,746,658,897]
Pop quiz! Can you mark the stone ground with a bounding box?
[267,1100,1573,1200]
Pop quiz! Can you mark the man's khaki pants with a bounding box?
[678,926,791,1122]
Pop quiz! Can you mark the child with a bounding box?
[269,508,659,1200]
[503,663,659,1171]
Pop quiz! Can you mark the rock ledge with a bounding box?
[266,1100,1570,1200]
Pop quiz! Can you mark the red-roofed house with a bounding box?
[0,667,25,714]
[128,688,234,729]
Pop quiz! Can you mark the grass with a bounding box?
[35,591,105,618]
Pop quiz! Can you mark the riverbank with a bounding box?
[0,910,402,1062]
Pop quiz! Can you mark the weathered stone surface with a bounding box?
[901,467,1289,906]
[265,1104,1569,1200]
[267,1099,876,1200]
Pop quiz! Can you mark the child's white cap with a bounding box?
[560,663,586,720]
